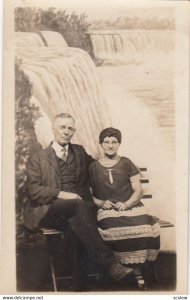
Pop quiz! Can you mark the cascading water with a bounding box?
[16,45,111,157]
[15,32,45,47]
[16,31,68,47]
[39,31,68,47]
[88,29,175,64]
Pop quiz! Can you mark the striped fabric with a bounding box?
[97,203,160,265]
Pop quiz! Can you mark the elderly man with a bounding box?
[27,113,133,291]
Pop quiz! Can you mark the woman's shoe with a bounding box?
[135,274,147,291]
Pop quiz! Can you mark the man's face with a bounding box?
[53,117,75,146]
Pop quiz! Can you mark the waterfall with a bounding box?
[88,30,175,64]
[39,31,68,47]
[16,46,111,157]
[15,32,45,47]
[15,31,68,47]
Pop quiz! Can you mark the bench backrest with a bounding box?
[139,167,152,199]
[139,167,174,228]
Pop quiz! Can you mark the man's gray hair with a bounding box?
[53,113,75,123]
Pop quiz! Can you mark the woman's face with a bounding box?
[101,136,120,157]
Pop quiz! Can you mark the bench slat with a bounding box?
[152,216,174,228]
[39,228,63,235]
[139,168,147,172]
[142,194,152,199]
[140,179,149,184]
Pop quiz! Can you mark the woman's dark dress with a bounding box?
[89,157,160,264]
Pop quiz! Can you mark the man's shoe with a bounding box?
[109,262,134,281]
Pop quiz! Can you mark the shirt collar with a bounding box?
[52,141,69,158]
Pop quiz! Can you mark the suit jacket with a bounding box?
[25,143,94,228]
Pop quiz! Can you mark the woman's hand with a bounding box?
[102,200,115,210]
[115,202,128,211]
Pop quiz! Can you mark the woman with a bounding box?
[89,127,160,290]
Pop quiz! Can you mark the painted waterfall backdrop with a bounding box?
[15,8,176,250]
[16,33,110,157]
[88,28,175,251]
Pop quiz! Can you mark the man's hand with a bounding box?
[102,200,115,210]
[58,191,82,200]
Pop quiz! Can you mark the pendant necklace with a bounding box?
[99,155,121,184]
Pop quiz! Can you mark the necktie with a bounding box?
[61,147,67,161]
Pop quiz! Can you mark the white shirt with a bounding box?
[52,141,69,159]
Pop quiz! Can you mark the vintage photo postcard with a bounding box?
[1,0,189,295]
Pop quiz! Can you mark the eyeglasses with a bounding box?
[103,141,119,146]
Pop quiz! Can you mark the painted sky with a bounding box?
[14,0,175,21]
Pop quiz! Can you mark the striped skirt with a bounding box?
[97,202,160,265]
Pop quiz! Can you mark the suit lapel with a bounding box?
[45,145,61,178]
[45,144,81,180]
[70,144,80,180]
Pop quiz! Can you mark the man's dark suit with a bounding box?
[27,143,93,207]
[27,143,116,290]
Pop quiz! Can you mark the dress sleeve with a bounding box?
[129,159,139,177]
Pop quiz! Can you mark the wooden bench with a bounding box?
[139,167,175,286]
[139,167,174,228]
[40,167,174,291]
[39,228,64,291]
[40,227,102,291]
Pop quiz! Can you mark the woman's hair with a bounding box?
[99,127,122,144]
